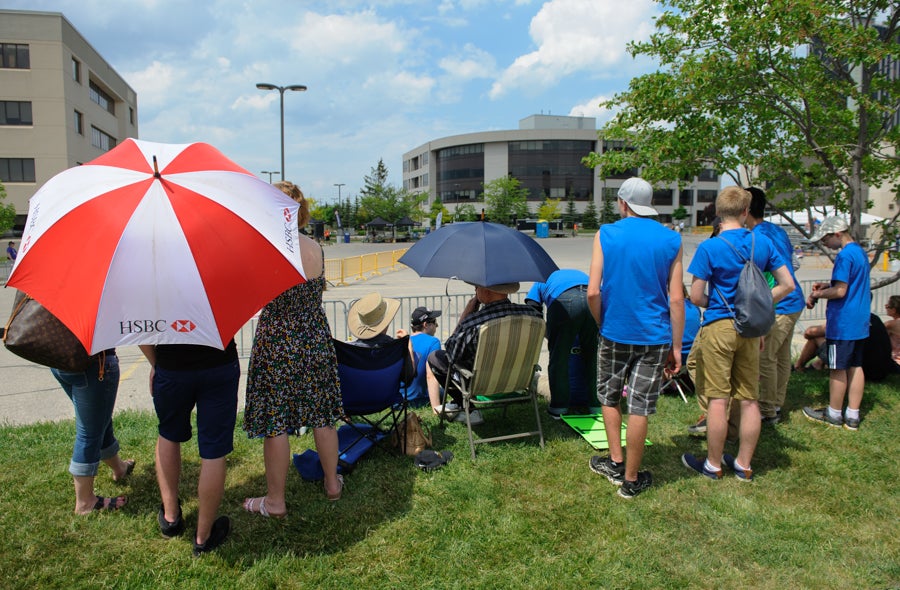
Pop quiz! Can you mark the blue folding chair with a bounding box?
[332,335,410,459]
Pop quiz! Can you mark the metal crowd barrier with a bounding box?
[234,292,528,357]
[232,283,898,358]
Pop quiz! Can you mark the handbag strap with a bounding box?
[3,292,31,344]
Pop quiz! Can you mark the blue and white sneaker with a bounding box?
[681,453,722,479]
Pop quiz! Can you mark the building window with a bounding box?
[0,101,33,125]
[89,81,115,115]
[74,110,84,135]
[652,189,674,206]
[91,126,117,151]
[698,168,718,182]
[508,140,594,200]
[72,57,81,83]
[0,43,30,69]
[0,158,36,182]
[696,189,717,203]
[129,107,135,125]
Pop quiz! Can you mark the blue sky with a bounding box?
[5,0,663,203]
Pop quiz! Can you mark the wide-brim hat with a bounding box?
[467,281,521,295]
[348,293,401,339]
[810,216,849,242]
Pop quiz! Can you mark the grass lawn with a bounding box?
[1,371,897,589]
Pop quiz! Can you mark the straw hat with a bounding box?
[348,293,401,340]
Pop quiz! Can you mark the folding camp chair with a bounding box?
[661,367,692,403]
[332,335,410,460]
[440,314,545,459]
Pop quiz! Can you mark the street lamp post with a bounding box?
[334,183,345,204]
[256,82,307,181]
[261,170,280,184]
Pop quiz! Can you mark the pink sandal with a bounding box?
[243,496,286,519]
[326,474,344,501]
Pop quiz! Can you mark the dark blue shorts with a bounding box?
[825,339,865,370]
[152,361,240,459]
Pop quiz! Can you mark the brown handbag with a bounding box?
[2,290,92,372]
[392,412,433,457]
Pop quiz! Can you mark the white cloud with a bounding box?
[568,94,619,125]
[490,0,659,98]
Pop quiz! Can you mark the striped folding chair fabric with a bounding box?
[452,314,545,459]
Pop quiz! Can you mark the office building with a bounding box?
[0,10,138,230]
[402,115,720,224]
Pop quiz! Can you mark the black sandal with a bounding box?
[92,495,127,512]
[414,450,453,472]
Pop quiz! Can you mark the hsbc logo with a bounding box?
[283,207,295,254]
[172,319,196,333]
[118,319,196,335]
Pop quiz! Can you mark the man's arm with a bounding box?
[667,247,685,375]
[808,281,847,308]
[587,232,603,325]
[690,276,709,308]
[770,264,794,304]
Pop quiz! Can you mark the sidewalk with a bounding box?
[0,231,887,426]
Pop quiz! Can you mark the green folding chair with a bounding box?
[443,314,546,459]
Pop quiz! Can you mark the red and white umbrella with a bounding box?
[7,138,306,354]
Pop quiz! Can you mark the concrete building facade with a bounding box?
[0,10,138,229]
[402,115,721,225]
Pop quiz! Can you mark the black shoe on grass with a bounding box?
[589,455,625,486]
[617,471,652,499]
[193,516,231,557]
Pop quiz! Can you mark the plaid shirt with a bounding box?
[445,299,543,369]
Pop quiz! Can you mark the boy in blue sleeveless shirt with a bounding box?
[683,187,793,482]
[802,216,871,430]
[587,177,685,499]
[745,187,805,425]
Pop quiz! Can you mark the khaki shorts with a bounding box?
[694,319,759,401]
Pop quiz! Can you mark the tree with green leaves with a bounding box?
[536,198,562,222]
[582,200,600,230]
[455,203,479,222]
[360,158,390,200]
[563,197,579,228]
[672,206,688,221]
[429,196,448,225]
[482,176,529,225]
[0,182,15,235]
[584,0,900,287]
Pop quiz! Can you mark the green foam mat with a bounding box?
[560,414,652,450]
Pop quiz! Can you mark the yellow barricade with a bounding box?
[323,248,409,287]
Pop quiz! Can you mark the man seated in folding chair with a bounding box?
[427,281,544,430]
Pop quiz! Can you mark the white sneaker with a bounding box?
[433,403,460,417]
[454,410,484,426]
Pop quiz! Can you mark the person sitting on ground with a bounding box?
[395,306,442,409]
[794,324,827,372]
[347,292,416,385]
[426,282,543,426]
[886,295,900,367]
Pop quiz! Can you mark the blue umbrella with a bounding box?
[398,222,558,285]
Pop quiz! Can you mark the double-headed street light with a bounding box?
[334,183,345,204]
[261,170,280,184]
[256,83,307,181]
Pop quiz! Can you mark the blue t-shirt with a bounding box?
[682,300,701,358]
[407,332,441,403]
[688,228,784,326]
[525,269,589,308]
[599,217,682,345]
[753,221,804,314]
[825,242,871,341]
